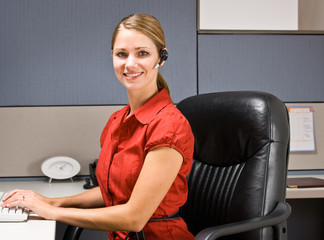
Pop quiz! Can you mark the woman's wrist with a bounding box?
[49,197,65,207]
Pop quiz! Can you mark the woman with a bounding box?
[2,14,194,240]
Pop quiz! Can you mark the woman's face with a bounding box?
[112,27,160,95]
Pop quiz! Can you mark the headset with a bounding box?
[154,49,168,70]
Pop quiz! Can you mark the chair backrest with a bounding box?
[177,91,290,239]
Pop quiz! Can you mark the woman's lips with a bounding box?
[123,72,143,79]
[124,72,141,77]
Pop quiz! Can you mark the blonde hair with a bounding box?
[111,14,170,96]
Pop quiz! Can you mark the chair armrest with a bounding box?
[63,225,83,240]
[194,201,291,240]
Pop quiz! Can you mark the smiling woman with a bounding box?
[1,14,195,240]
[111,14,170,98]
[112,27,161,107]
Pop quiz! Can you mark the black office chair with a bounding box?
[177,91,291,240]
[64,91,291,240]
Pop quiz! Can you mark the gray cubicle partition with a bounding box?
[1,0,324,105]
[0,0,197,106]
[197,34,324,102]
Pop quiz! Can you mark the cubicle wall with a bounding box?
[1,102,323,177]
[1,0,324,104]
[1,0,324,177]
[0,106,123,177]
[287,103,324,171]
[197,34,324,102]
[198,0,324,32]
[0,0,197,105]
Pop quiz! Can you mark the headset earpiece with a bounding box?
[160,49,168,62]
[154,49,168,69]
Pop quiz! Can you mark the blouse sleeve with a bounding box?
[144,110,194,162]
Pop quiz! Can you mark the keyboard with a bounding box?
[0,192,29,222]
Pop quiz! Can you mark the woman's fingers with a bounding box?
[2,189,31,208]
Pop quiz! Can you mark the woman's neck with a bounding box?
[127,87,159,117]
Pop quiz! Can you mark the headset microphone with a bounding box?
[154,49,168,70]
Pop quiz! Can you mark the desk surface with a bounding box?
[1,176,324,239]
[287,175,324,199]
[0,179,86,240]
[0,178,87,198]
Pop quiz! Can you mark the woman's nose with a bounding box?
[125,55,137,69]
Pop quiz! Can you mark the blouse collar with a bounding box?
[127,89,171,125]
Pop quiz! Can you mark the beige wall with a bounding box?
[0,106,123,177]
[1,103,323,177]
[299,0,324,31]
[287,103,324,170]
[199,0,324,32]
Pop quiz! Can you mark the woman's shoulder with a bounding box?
[145,102,194,158]
[158,103,188,122]
[149,103,191,131]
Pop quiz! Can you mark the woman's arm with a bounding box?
[51,187,105,208]
[54,146,183,232]
[2,186,105,213]
[2,147,183,232]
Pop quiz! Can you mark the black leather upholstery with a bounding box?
[177,91,291,240]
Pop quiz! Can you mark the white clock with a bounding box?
[41,156,81,183]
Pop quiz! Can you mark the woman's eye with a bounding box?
[116,52,127,57]
[139,51,149,57]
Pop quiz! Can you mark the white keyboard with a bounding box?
[0,192,29,222]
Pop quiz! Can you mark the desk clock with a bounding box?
[41,156,81,183]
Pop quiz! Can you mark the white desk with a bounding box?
[1,175,323,240]
[286,175,324,199]
[0,179,86,240]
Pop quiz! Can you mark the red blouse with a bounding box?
[96,89,194,240]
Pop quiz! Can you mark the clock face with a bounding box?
[41,156,81,180]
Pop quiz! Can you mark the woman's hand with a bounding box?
[1,189,58,220]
